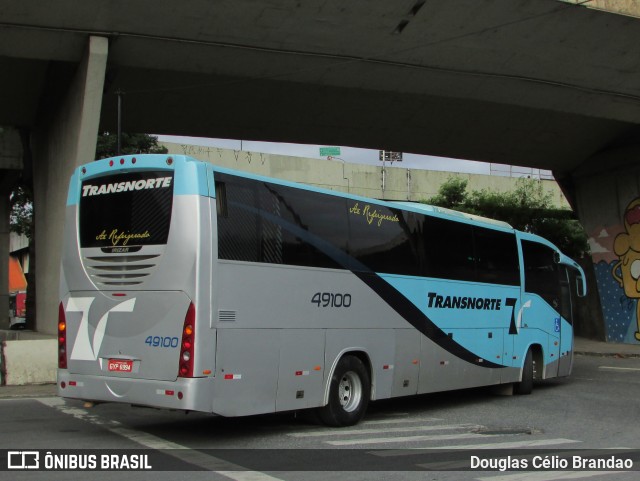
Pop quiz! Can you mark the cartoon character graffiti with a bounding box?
[612,198,640,341]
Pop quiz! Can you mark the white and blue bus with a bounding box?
[57,154,586,426]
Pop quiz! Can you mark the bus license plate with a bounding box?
[108,359,133,372]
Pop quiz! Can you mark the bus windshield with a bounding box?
[79,171,174,252]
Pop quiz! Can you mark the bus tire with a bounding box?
[318,355,371,427]
[514,348,534,395]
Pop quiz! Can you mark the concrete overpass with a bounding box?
[1,0,640,343]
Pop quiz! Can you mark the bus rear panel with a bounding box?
[58,156,215,411]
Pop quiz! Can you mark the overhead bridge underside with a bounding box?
[1,0,640,175]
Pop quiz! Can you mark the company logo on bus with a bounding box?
[101,246,142,254]
[82,177,172,197]
[427,292,503,311]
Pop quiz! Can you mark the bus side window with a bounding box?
[559,267,573,323]
[522,240,560,311]
[423,216,475,282]
[474,227,520,286]
[216,176,261,262]
[349,205,421,276]
[215,182,228,218]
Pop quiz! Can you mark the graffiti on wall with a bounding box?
[590,198,640,343]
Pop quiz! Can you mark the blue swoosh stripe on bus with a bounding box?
[352,272,504,369]
[231,199,505,369]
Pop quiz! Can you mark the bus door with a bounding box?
[557,266,578,377]
[519,239,562,377]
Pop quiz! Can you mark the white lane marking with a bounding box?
[289,423,480,438]
[373,438,581,456]
[598,366,640,372]
[37,397,283,481]
[216,473,288,481]
[361,417,442,425]
[326,432,493,446]
[477,471,626,481]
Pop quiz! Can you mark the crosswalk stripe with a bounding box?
[326,432,494,446]
[289,423,480,438]
[598,366,640,372]
[372,438,581,456]
[361,417,442,425]
[36,397,284,481]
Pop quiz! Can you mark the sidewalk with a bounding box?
[573,336,640,358]
[0,337,638,400]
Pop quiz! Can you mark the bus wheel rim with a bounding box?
[338,371,362,412]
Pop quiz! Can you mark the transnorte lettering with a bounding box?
[82,177,172,197]
[427,292,502,310]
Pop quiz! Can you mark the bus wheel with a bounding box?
[514,348,534,395]
[318,355,371,427]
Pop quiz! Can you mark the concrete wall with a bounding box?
[574,145,640,345]
[559,0,640,18]
[1,339,56,385]
[0,330,56,385]
[165,142,570,207]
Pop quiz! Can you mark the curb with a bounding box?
[0,383,57,399]
[574,350,640,359]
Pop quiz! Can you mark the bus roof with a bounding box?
[73,154,516,235]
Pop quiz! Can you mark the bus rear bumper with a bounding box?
[57,370,215,413]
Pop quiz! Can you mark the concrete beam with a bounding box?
[31,36,108,335]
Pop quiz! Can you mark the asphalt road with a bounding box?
[1,354,639,481]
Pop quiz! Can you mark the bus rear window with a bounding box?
[79,171,174,251]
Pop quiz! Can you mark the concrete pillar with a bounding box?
[31,36,108,335]
[573,145,640,345]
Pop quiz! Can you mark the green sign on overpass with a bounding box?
[319,147,341,157]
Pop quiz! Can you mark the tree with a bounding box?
[423,176,589,258]
[96,132,168,159]
[425,177,469,209]
[9,185,33,239]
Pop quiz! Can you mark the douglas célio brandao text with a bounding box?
[470,455,634,471]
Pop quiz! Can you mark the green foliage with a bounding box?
[96,132,168,159]
[9,185,33,239]
[426,177,469,209]
[423,176,589,258]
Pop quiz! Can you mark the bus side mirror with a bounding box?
[576,274,586,298]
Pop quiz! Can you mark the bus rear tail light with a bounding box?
[178,303,196,378]
[58,302,67,369]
